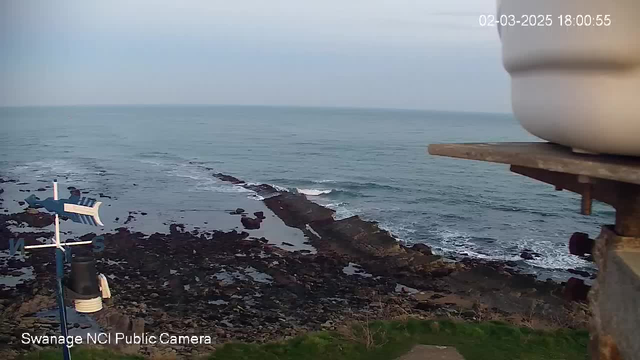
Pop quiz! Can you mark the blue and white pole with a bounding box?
[54,180,72,360]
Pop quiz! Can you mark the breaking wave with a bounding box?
[321,202,357,220]
[296,188,333,196]
[428,228,594,271]
[267,178,403,193]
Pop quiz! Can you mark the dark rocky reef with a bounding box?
[263,192,335,227]
[215,173,590,319]
[212,173,245,185]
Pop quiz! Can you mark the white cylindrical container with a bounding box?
[498,0,640,156]
[75,297,103,313]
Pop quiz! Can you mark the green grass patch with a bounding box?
[20,320,589,360]
[209,319,589,360]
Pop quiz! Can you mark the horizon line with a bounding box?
[0,103,513,116]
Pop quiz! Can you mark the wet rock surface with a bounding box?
[240,216,262,230]
[567,268,591,278]
[520,249,542,260]
[0,173,591,359]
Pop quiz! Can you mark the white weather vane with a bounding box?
[24,180,103,250]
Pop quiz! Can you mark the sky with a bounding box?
[0,0,511,112]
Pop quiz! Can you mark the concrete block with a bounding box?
[395,345,465,360]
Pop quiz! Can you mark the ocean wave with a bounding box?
[195,182,253,194]
[461,197,563,218]
[170,167,214,184]
[162,164,259,195]
[138,159,163,166]
[315,179,337,184]
[254,183,288,192]
[174,172,206,181]
[8,160,94,185]
[339,181,401,192]
[248,193,265,201]
[430,229,521,262]
[377,223,416,243]
[137,151,174,160]
[322,202,357,220]
[429,228,594,270]
[267,178,402,193]
[515,238,594,270]
[296,188,333,196]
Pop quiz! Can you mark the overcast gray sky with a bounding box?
[0,0,510,112]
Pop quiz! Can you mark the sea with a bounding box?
[0,105,609,280]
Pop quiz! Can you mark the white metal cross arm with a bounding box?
[24,239,94,251]
[23,180,96,252]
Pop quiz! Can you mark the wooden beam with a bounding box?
[428,142,640,186]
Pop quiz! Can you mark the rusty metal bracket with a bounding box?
[510,165,640,237]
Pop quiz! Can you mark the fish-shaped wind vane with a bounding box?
[25,193,104,226]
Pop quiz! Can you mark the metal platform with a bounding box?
[428,141,640,360]
[428,142,640,185]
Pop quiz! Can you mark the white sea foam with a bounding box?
[322,202,356,220]
[169,165,209,181]
[434,228,522,261]
[517,238,593,270]
[378,222,417,243]
[314,179,337,184]
[167,164,254,194]
[9,160,93,185]
[432,228,594,270]
[138,159,163,166]
[175,173,204,181]
[196,184,253,193]
[297,188,332,196]
[248,193,265,201]
[265,183,289,192]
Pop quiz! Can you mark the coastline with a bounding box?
[0,173,591,359]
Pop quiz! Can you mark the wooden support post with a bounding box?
[614,184,640,238]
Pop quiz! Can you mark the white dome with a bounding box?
[499,0,640,156]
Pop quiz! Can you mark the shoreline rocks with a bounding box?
[0,172,592,359]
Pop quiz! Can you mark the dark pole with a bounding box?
[56,248,71,360]
[53,178,72,360]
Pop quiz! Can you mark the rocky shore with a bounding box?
[0,174,590,359]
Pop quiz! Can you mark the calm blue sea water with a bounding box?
[0,105,611,277]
